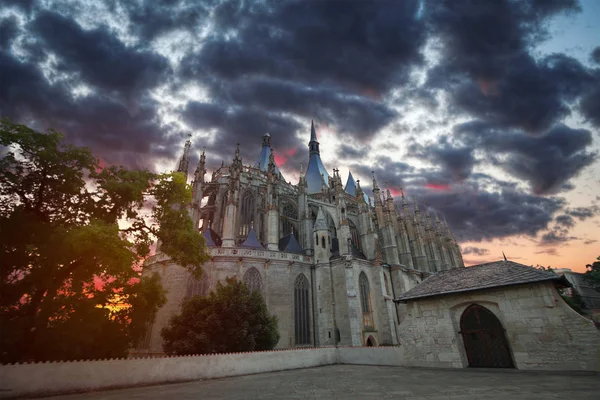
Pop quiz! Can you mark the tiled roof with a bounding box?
[240,227,265,250]
[203,228,221,247]
[279,232,304,254]
[394,260,565,302]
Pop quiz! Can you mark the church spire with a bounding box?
[385,182,392,200]
[177,134,192,180]
[305,119,330,193]
[372,171,380,192]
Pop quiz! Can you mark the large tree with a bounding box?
[0,120,210,363]
[161,278,280,355]
[584,256,600,292]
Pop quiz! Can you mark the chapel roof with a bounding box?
[240,226,265,249]
[305,120,330,194]
[254,133,282,177]
[345,171,357,196]
[394,260,567,303]
[278,232,304,254]
[203,227,221,247]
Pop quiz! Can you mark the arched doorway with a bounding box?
[460,304,513,368]
[366,336,376,347]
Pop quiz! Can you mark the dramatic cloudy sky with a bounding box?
[1,0,599,272]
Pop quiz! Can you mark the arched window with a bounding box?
[186,274,209,298]
[280,201,298,237]
[349,219,362,251]
[243,267,262,293]
[359,272,374,328]
[315,234,318,245]
[259,213,265,241]
[321,236,326,248]
[218,192,228,233]
[294,274,310,345]
[239,190,255,237]
[359,272,371,313]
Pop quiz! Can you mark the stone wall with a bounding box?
[397,282,600,371]
[0,347,403,399]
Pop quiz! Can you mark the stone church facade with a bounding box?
[138,121,465,354]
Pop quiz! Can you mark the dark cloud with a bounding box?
[409,136,476,181]
[429,53,595,134]
[347,156,565,243]
[580,79,600,128]
[0,52,175,170]
[425,0,593,134]
[0,16,19,50]
[349,156,415,194]
[181,101,304,169]
[462,246,490,256]
[539,228,577,245]
[3,0,37,13]
[555,214,575,228]
[591,47,600,64]
[566,206,599,220]
[30,11,171,99]
[426,0,580,81]
[183,0,426,94]
[337,144,369,160]
[120,0,213,41]
[584,239,598,245]
[456,122,596,194]
[208,78,396,139]
[179,0,426,141]
[415,185,564,242]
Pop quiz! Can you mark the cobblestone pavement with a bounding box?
[42,365,600,400]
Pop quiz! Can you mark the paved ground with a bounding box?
[42,365,600,400]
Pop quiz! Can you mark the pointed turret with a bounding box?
[279,232,304,254]
[191,147,207,228]
[313,206,328,231]
[177,135,192,180]
[313,206,331,263]
[345,171,357,196]
[372,171,380,192]
[203,222,221,247]
[305,120,330,194]
[241,223,264,250]
[254,132,282,176]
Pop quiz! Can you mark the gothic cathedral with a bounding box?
[138,121,465,353]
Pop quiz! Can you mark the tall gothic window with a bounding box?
[239,190,254,237]
[281,201,298,237]
[294,274,310,345]
[259,213,265,241]
[349,219,361,251]
[359,272,374,328]
[186,274,209,298]
[218,192,228,234]
[243,267,262,293]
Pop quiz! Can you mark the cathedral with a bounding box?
[138,121,465,353]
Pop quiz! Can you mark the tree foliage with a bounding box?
[0,120,210,363]
[584,256,600,292]
[161,278,280,355]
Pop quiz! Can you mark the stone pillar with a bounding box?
[221,202,237,247]
[381,224,400,265]
[267,208,279,251]
[344,261,363,346]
